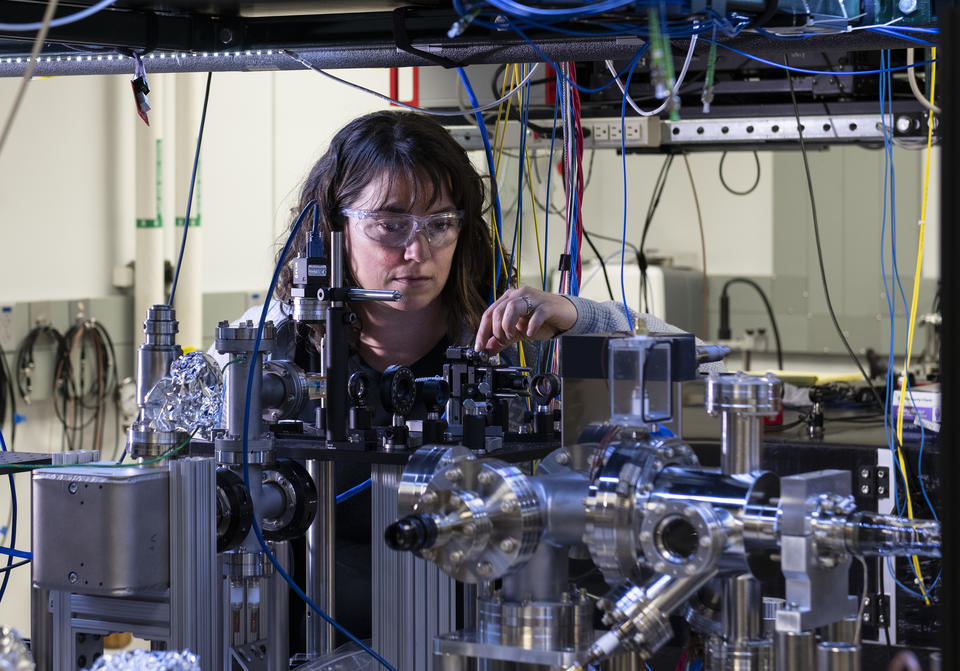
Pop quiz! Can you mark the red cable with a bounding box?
[570,63,585,290]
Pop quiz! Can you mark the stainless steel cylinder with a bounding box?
[723,575,762,671]
[823,616,858,644]
[816,642,860,671]
[704,372,781,475]
[478,592,594,650]
[135,304,182,407]
[269,541,290,670]
[721,413,760,474]
[774,630,816,671]
[306,460,335,656]
[723,575,761,639]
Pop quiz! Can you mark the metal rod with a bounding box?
[270,542,291,670]
[720,412,761,475]
[306,461,335,656]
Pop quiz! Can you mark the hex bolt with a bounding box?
[445,467,463,483]
[555,450,571,465]
[499,537,517,553]
[448,550,464,564]
[476,561,494,576]
[449,494,463,508]
[477,470,494,486]
[463,523,476,537]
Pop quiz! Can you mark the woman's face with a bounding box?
[343,173,459,313]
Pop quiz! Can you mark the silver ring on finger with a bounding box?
[518,295,535,317]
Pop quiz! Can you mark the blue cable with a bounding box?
[240,200,397,671]
[878,52,939,600]
[457,67,504,303]
[885,556,942,599]
[168,72,212,307]
[479,0,643,20]
[0,0,117,31]
[617,51,643,331]
[336,478,371,504]
[701,39,936,76]
[0,427,15,603]
[868,26,937,47]
[878,51,902,514]
[0,546,30,560]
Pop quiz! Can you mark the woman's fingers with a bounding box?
[475,288,577,353]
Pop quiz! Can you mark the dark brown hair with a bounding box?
[275,111,494,345]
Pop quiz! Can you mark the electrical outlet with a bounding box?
[592,123,609,141]
[624,119,642,141]
[609,123,622,141]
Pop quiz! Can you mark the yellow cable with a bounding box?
[894,46,936,606]
[524,124,545,289]
[489,65,514,299]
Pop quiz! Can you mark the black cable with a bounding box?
[581,228,615,301]
[16,324,64,403]
[168,71,213,307]
[0,559,29,575]
[785,56,885,411]
[718,151,761,196]
[720,278,784,370]
[639,154,675,312]
[582,229,642,261]
[51,321,115,453]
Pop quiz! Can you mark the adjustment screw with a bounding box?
[68,571,78,584]
[68,482,78,494]
[898,0,918,13]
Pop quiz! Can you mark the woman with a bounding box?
[268,109,650,392]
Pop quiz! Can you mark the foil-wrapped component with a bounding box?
[142,351,223,436]
[85,649,200,671]
[0,627,34,671]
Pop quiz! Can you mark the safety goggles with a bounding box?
[341,208,463,249]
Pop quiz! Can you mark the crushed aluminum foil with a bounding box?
[143,351,223,437]
[84,649,200,671]
[0,626,34,671]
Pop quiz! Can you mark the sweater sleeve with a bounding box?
[560,296,726,373]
